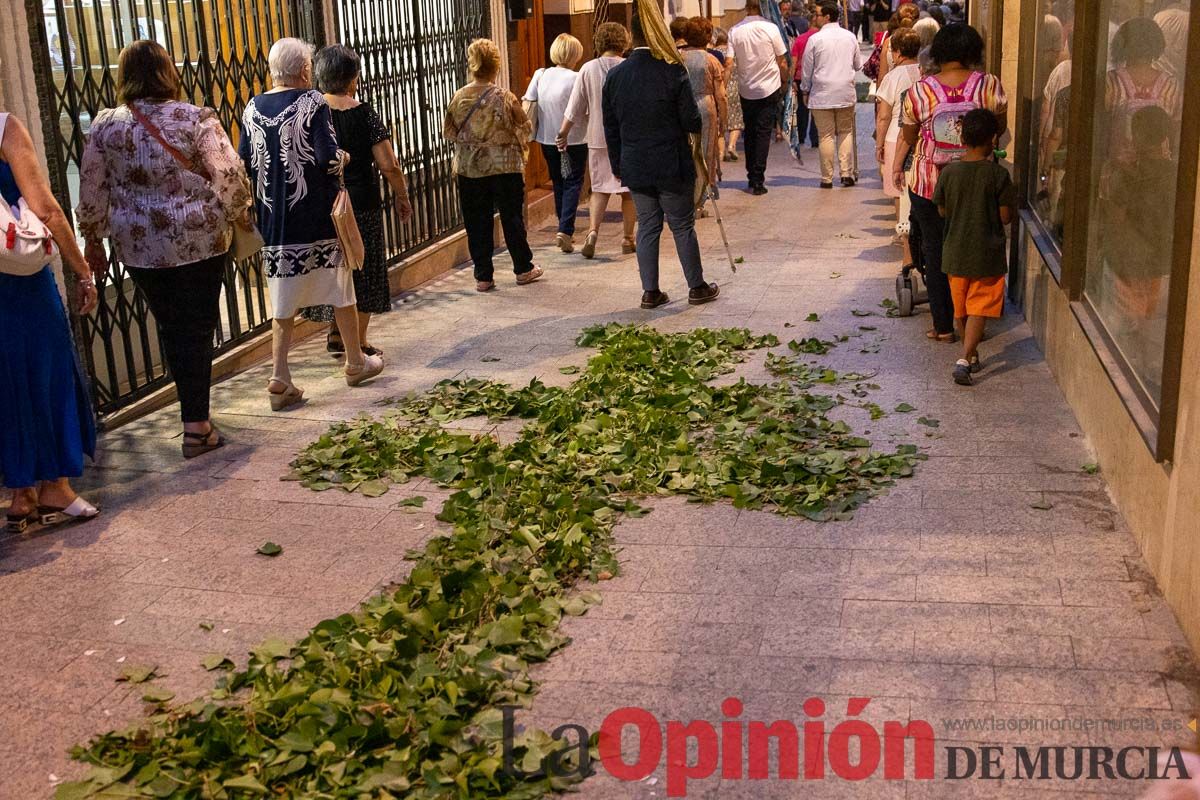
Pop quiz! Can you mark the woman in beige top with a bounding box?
[77,40,251,457]
[557,22,637,259]
[444,38,543,293]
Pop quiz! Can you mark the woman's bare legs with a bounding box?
[727,129,742,155]
[333,304,366,371]
[36,478,79,510]
[358,312,373,350]
[270,317,295,390]
[589,191,611,236]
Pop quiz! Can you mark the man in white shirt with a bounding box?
[801,2,864,188]
[729,0,788,195]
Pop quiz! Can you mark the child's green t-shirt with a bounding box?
[933,160,1015,279]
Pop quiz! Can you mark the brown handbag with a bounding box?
[331,174,365,271]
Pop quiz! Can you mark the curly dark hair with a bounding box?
[594,21,630,55]
[670,16,689,41]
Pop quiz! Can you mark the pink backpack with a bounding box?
[922,72,985,166]
[1110,68,1170,161]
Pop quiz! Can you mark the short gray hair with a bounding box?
[269,38,314,83]
[314,44,361,95]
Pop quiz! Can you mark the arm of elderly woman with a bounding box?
[195,111,253,229]
[507,91,533,142]
[4,115,97,314]
[311,99,349,176]
[373,140,413,222]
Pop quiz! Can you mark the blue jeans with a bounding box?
[541,143,588,236]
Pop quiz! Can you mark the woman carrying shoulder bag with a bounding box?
[1,111,100,531]
[76,40,253,458]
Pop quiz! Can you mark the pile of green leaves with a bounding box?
[61,324,921,799]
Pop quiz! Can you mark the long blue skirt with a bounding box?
[0,266,96,489]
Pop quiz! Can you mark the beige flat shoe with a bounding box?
[556,233,574,253]
[516,266,544,285]
[346,353,385,387]
[476,280,496,292]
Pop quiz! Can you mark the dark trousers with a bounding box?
[457,172,534,282]
[908,190,955,335]
[541,143,588,237]
[629,182,706,293]
[793,82,820,148]
[849,10,871,42]
[128,254,224,423]
[740,90,781,189]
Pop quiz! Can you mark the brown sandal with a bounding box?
[182,423,225,459]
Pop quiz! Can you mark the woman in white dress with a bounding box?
[556,22,637,259]
[240,38,384,411]
[874,29,922,268]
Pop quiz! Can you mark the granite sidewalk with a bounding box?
[1,108,1197,799]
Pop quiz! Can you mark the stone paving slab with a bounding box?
[1,109,1198,799]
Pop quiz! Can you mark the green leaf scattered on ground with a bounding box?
[805,313,820,322]
[141,688,175,704]
[1030,499,1054,510]
[255,542,282,557]
[198,622,213,632]
[558,365,579,374]
[480,355,501,362]
[1082,462,1100,474]
[395,496,426,508]
[895,403,915,412]
[66,324,922,800]
[917,416,940,428]
[201,654,234,671]
[116,665,157,684]
[851,309,874,317]
[829,271,842,279]
[734,256,745,264]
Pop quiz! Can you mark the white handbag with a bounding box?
[0,113,57,276]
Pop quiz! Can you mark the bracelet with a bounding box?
[77,276,96,288]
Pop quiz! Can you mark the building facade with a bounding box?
[977,0,1200,651]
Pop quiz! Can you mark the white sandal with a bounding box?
[38,496,100,528]
[268,378,304,411]
[345,354,385,387]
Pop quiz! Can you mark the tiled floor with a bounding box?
[1,109,1197,799]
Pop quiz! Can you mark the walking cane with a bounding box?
[707,189,738,274]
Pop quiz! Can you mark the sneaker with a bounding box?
[556,232,574,253]
[640,290,669,309]
[688,282,721,305]
[953,359,973,386]
[581,231,598,259]
[968,355,982,373]
[841,177,857,187]
[751,185,768,196]
[819,182,834,190]
[728,151,740,161]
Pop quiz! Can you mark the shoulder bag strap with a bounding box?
[128,103,211,181]
[455,87,498,142]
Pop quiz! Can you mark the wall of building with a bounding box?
[1008,4,1200,652]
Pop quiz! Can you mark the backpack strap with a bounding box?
[924,75,949,104]
[962,71,985,98]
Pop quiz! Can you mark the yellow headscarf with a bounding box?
[636,0,681,65]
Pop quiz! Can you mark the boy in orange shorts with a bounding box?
[934,108,1015,386]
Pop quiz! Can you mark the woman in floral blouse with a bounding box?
[444,38,543,292]
[77,40,251,458]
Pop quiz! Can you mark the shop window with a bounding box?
[1082,0,1190,409]
[1028,0,1075,250]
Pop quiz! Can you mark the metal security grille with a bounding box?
[26,0,305,415]
[335,0,486,263]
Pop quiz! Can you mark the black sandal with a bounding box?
[326,332,346,355]
[182,424,225,459]
[361,344,384,357]
[5,510,37,533]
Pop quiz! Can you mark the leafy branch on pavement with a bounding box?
[61,324,922,799]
